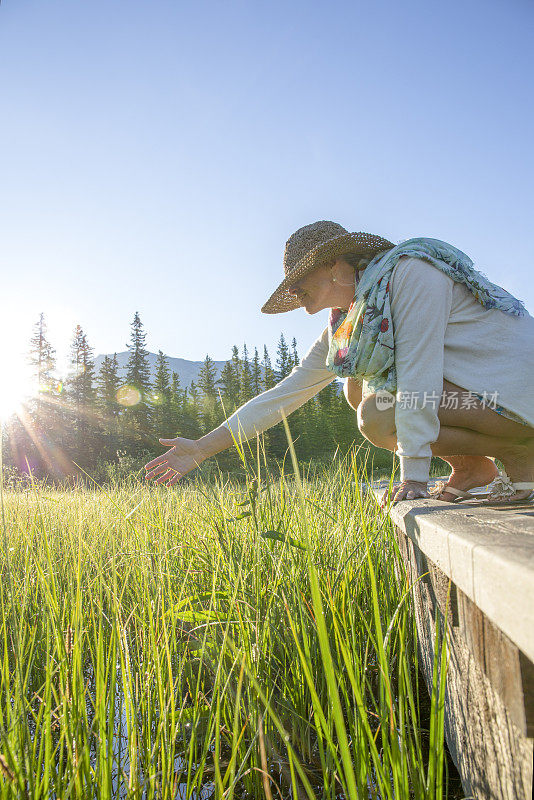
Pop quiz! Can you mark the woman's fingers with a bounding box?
[155,469,175,485]
[167,472,187,486]
[391,487,429,505]
[159,438,177,446]
[145,463,169,480]
[380,481,429,507]
[145,451,172,470]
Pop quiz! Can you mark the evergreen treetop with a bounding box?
[218,359,240,411]
[263,345,276,389]
[97,354,121,414]
[28,313,56,390]
[126,312,151,392]
[275,333,292,381]
[240,344,253,403]
[251,347,263,396]
[153,351,171,402]
[198,355,218,399]
[291,337,300,367]
[68,325,96,406]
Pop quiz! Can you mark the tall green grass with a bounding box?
[0,439,451,799]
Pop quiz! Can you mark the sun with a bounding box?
[0,354,36,422]
[0,388,25,421]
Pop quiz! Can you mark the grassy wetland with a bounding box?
[0,434,454,800]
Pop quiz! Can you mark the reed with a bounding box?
[0,437,451,799]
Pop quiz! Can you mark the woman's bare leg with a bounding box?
[345,378,534,501]
[344,378,499,495]
[372,420,534,498]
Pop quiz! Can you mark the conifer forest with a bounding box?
[2,312,395,483]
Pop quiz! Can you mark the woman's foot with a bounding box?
[487,443,534,504]
[433,455,500,502]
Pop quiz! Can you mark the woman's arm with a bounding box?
[389,256,454,483]
[145,328,335,485]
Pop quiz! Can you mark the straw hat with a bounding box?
[261,220,395,314]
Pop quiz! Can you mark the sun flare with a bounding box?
[0,355,36,421]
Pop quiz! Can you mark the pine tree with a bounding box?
[198,355,218,398]
[95,353,121,461]
[124,312,152,434]
[23,313,66,477]
[251,347,263,396]
[218,360,240,415]
[217,344,242,413]
[198,355,219,431]
[275,333,292,381]
[231,345,241,376]
[126,312,151,393]
[168,371,184,433]
[171,371,181,401]
[240,344,253,403]
[291,337,300,367]
[66,325,96,466]
[263,345,276,389]
[181,381,202,439]
[152,351,171,405]
[189,380,199,405]
[151,351,173,438]
[28,313,56,393]
[96,354,121,417]
[68,325,96,405]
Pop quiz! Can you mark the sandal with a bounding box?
[428,479,491,503]
[483,472,534,506]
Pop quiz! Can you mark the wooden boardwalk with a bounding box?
[371,477,534,800]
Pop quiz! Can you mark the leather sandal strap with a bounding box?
[442,486,473,498]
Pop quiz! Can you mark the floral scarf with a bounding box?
[326,237,526,394]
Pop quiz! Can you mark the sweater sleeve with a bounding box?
[389,256,453,482]
[220,327,335,443]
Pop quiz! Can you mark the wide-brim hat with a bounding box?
[262,220,395,314]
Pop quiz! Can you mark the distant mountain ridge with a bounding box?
[94,351,228,388]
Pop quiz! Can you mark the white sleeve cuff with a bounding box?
[399,456,431,483]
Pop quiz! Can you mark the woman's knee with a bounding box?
[357,393,396,445]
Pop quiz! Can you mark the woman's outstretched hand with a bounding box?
[144,437,204,487]
[380,479,430,508]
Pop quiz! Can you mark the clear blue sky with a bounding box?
[1,0,533,378]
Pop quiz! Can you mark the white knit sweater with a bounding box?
[221,256,534,482]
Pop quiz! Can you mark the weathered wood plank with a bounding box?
[372,479,534,663]
[371,480,534,800]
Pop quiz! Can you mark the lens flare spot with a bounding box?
[116,385,141,407]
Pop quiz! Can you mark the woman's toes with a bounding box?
[435,489,459,502]
[487,489,534,504]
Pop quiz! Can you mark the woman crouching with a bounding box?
[145,221,534,507]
